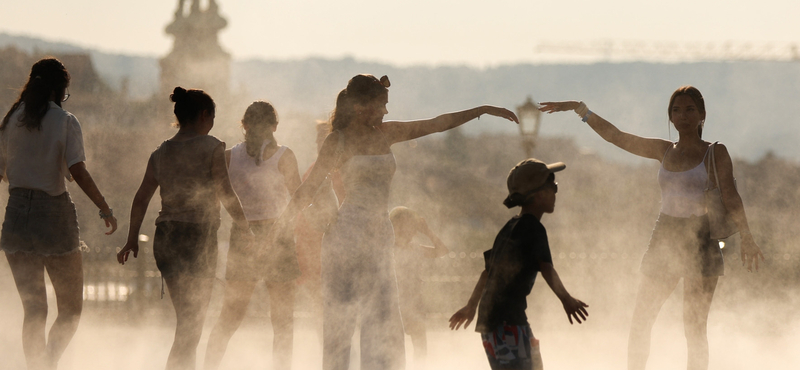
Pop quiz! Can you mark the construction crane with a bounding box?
[533,40,800,62]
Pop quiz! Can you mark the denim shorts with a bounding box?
[153,221,219,278]
[1,188,81,256]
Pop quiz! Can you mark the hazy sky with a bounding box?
[1,0,798,66]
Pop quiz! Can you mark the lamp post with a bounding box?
[516,96,542,158]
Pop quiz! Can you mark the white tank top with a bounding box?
[228,142,291,221]
[657,145,711,218]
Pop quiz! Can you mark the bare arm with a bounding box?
[211,143,248,228]
[539,261,589,324]
[712,143,764,271]
[278,131,342,224]
[417,218,449,258]
[117,158,158,264]
[278,148,302,194]
[379,105,518,145]
[68,161,117,234]
[539,101,671,161]
[449,269,488,330]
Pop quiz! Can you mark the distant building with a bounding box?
[160,0,231,98]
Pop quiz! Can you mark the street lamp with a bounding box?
[516,96,542,158]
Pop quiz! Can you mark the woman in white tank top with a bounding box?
[204,101,301,370]
[541,87,764,370]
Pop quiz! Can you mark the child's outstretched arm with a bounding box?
[539,261,589,324]
[418,218,449,258]
[449,269,488,330]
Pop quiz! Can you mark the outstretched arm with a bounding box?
[539,261,589,324]
[540,101,671,161]
[379,106,518,145]
[712,143,764,271]
[449,269,488,330]
[69,161,117,235]
[117,158,158,264]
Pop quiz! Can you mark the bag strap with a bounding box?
[706,141,721,190]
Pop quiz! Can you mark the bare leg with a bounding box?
[683,276,718,370]
[164,275,214,370]
[203,280,257,370]
[43,251,83,367]
[266,280,296,370]
[404,317,427,364]
[628,274,680,370]
[6,252,49,370]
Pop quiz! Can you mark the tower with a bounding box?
[159,0,230,98]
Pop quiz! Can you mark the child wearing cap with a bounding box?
[449,158,589,370]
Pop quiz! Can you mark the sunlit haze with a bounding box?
[1,0,798,66]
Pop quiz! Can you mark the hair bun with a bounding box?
[170,86,188,103]
[503,193,526,208]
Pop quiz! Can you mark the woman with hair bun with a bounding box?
[117,87,253,370]
[204,101,301,370]
[1,57,118,370]
[273,74,518,370]
[540,86,764,370]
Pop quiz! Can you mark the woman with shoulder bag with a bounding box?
[540,86,764,370]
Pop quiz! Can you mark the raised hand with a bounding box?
[481,106,519,123]
[539,101,581,114]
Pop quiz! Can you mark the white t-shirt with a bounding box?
[0,101,86,196]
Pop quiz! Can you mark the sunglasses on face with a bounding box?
[534,181,558,194]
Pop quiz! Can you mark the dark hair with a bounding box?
[668,85,706,138]
[2,58,70,131]
[330,74,389,131]
[170,86,215,127]
[241,101,278,165]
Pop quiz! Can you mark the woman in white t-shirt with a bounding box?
[204,101,302,370]
[0,58,118,370]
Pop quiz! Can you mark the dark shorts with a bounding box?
[640,213,724,278]
[1,188,80,256]
[226,220,300,282]
[153,221,218,278]
[481,324,536,370]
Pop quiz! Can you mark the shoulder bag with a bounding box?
[705,142,738,239]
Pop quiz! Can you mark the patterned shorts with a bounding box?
[481,324,537,370]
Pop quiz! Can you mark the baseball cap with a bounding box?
[503,158,566,208]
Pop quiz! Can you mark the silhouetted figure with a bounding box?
[1,57,118,370]
[540,87,765,370]
[294,121,346,342]
[271,74,518,370]
[449,159,588,370]
[389,206,449,367]
[117,87,252,370]
[204,101,302,370]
